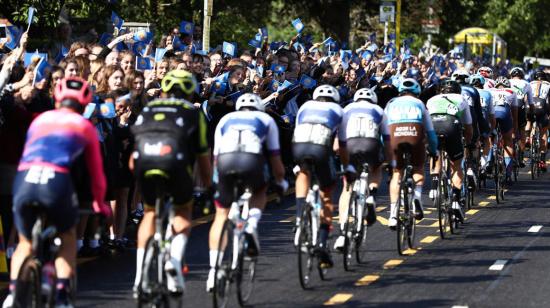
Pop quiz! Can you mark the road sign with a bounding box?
[380,2,395,23]
[422,24,440,34]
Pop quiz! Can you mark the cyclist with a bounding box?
[385,78,438,228]
[470,74,496,175]
[334,88,390,251]
[451,70,488,187]
[488,76,518,180]
[206,93,288,292]
[293,84,345,269]
[3,77,112,308]
[130,70,213,295]
[509,67,533,166]
[529,70,550,171]
[427,80,473,222]
[478,66,495,89]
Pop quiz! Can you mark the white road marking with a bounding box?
[528,225,542,233]
[451,306,469,308]
[489,260,507,271]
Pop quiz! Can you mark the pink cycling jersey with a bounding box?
[18,108,106,206]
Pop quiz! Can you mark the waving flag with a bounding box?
[111,11,124,30]
[277,80,294,93]
[27,6,36,31]
[292,18,304,33]
[132,42,148,57]
[259,27,268,38]
[179,21,194,35]
[299,75,317,89]
[155,48,167,62]
[213,72,229,95]
[222,41,236,57]
[172,36,185,51]
[32,57,50,86]
[23,51,47,67]
[54,46,69,63]
[135,56,152,71]
[133,30,153,44]
[248,39,261,49]
[5,26,22,50]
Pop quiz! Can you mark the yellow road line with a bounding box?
[355,274,380,286]
[324,293,353,306]
[487,195,496,200]
[402,248,419,255]
[383,259,403,269]
[423,210,433,214]
[429,221,440,227]
[376,206,387,212]
[466,209,479,215]
[478,201,490,207]
[420,235,439,243]
[425,207,437,211]
[377,216,389,226]
[279,216,296,223]
[191,214,214,227]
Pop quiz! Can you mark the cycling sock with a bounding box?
[414,185,422,200]
[452,187,461,201]
[89,239,100,248]
[245,208,262,234]
[369,187,378,196]
[77,239,84,251]
[209,250,223,269]
[55,278,70,303]
[296,197,306,219]
[134,248,144,287]
[390,203,397,218]
[505,156,512,174]
[170,233,188,265]
[319,224,330,247]
[431,176,438,189]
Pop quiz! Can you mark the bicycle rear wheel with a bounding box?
[355,198,369,264]
[138,237,170,308]
[436,178,449,239]
[236,237,256,306]
[342,192,355,271]
[406,198,416,250]
[297,209,314,289]
[14,257,41,308]
[396,189,407,255]
[213,220,235,308]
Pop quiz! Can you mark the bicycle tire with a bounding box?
[236,244,256,306]
[437,177,448,239]
[14,256,41,308]
[495,156,501,204]
[297,208,313,290]
[138,237,170,308]
[355,198,369,264]
[342,192,354,271]
[396,188,407,256]
[406,195,416,250]
[213,220,235,308]
[467,189,474,211]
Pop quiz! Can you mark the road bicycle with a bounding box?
[395,144,417,255]
[431,141,457,239]
[213,175,257,308]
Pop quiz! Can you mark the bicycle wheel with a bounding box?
[138,237,170,308]
[355,198,369,264]
[236,234,256,306]
[467,189,474,211]
[297,208,314,289]
[14,257,41,308]
[213,220,235,308]
[406,196,416,250]
[495,157,501,204]
[396,188,407,255]
[436,177,449,239]
[342,192,355,271]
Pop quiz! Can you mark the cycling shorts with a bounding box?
[431,115,464,161]
[388,123,426,169]
[518,105,527,128]
[293,142,337,191]
[469,106,480,145]
[346,138,384,169]
[214,153,268,208]
[494,106,513,134]
[13,169,79,239]
[533,98,549,128]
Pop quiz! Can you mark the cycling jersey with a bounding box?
[18,108,106,206]
[461,84,488,141]
[530,80,550,101]
[484,78,496,89]
[426,93,472,125]
[530,80,550,127]
[489,88,517,133]
[477,88,496,119]
[510,78,534,107]
[213,110,280,157]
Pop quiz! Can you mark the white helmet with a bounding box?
[313,84,340,103]
[354,88,378,104]
[236,93,264,112]
[451,69,470,83]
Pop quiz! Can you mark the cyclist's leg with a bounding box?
[292,143,313,226]
[133,179,156,289]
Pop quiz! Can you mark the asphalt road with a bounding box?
[74,166,550,308]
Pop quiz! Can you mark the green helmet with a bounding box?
[161,70,197,95]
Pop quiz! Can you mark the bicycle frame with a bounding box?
[227,187,252,271]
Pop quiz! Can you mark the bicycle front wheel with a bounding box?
[396,189,407,256]
[297,209,314,289]
[138,237,170,308]
[214,220,236,308]
[14,256,41,308]
[437,178,449,239]
[236,235,256,306]
[342,192,355,271]
[355,197,369,264]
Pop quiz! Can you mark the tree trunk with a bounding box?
[312,0,351,44]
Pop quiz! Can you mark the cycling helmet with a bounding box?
[534,70,547,81]
[54,77,93,107]
[313,84,340,103]
[161,69,197,95]
[451,70,470,83]
[439,79,462,94]
[477,66,493,78]
[495,76,510,88]
[353,88,378,104]
[510,67,525,78]
[398,78,421,95]
[235,93,264,112]
[469,74,486,88]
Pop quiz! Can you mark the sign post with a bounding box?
[380,1,395,45]
[396,0,401,55]
[203,0,213,52]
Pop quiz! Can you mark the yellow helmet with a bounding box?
[161,70,197,95]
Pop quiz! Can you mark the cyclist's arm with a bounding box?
[266,117,285,182]
[487,95,496,130]
[511,92,519,134]
[421,105,438,154]
[526,83,534,112]
[461,101,473,144]
[83,121,107,206]
[381,114,391,163]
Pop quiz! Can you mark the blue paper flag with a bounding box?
[248,39,261,49]
[222,41,236,57]
[154,48,167,62]
[255,33,262,42]
[133,30,153,44]
[135,56,152,70]
[292,18,304,33]
[111,11,124,30]
[5,26,22,50]
[23,52,47,68]
[99,33,112,46]
[260,27,268,38]
[213,72,229,95]
[33,57,50,85]
[270,64,286,74]
[27,7,36,29]
[83,103,96,119]
[299,75,317,89]
[172,36,185,51]
[132,42,148,57]
[54,46,69,63]
[277,80,294,93]
[361,50,373,61]
[99,102,116,119]
[340,50,352,63]
[180,21,194,35]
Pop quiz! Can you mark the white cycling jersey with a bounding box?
[489,88,518,107]
[338,101,389,141]
[509,78,533,106]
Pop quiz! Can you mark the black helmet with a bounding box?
[534,70,547,81]
[439,79,462,94]
[510,67,525,78]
